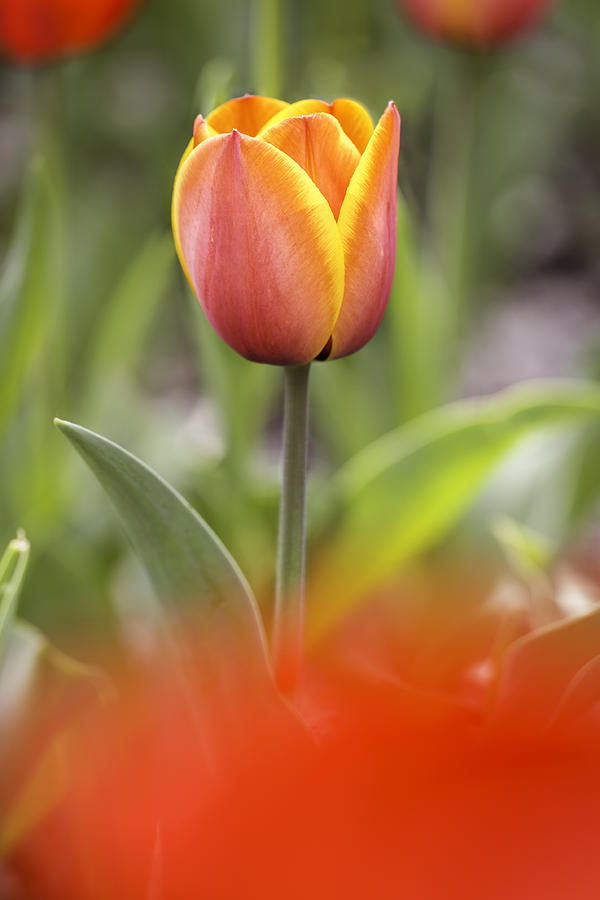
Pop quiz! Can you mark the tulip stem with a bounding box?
[252,0,283,97]
[272,364,311,694]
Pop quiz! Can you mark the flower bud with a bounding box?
[397,0,555,47]
[0,0,140,63]
[172,95,401,366]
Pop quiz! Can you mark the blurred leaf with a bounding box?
[0,156,64,433]
[0,532,30,662]
[54,419,267,647]
[491,515,554,579]
[386,195,449,423]
[563,421,600,530]
[0,527,109,859]
[191,299,277,470]
[312,350,386,460]
[308,381,600,640]
[195,57,237,113]
[84,232,175,390]
[0,620,110,859]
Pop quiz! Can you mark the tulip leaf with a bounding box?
[0,156,64,433]
[54,419,267,648]
[85,232,175,389]
[191,300,278,469]
[308,381,600,640]
[491,515,554,579]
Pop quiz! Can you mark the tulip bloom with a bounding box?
[398,0,555,46]
[0,0,140,63]
[172,95,401,365]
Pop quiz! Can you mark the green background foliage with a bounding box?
[0,0,599,651]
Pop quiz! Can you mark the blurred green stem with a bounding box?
[252,0,283,96]
[426,50,483,379]
[0,531,30,659]
[272,364,310,693]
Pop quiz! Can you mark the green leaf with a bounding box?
[0,533,30,663]
[491,515,554,579]
[54,418,268,650]
[308,381,600,641]
[85,232,175,390]
[0,156,64,433]
[386,194,449,423]
[190,295,277,471]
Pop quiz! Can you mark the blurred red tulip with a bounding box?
[9,573,600,899]
[0,0,140,63]
[172,95,400,365]
[397,0,556,46]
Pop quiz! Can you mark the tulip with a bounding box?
[0,0,140,63]
[397,0,555,46]
[172,94,401,365]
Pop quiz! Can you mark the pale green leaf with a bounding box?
[85,232,175,388]
[0,533,30,663]
[54,418,267,650]
[0,156,64,432]
[308,381,600,640]
[491,515,554,579]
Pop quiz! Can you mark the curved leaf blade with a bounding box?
[308,381,600,641]
[0,156,64,433]
[54,419,267,649]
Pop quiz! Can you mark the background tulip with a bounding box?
[172,95,400,366]
[397,0,556,46]
[0,0,140,63]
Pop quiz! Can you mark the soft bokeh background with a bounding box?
[0,0,599,651]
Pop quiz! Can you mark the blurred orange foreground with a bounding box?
[9,583,600,900]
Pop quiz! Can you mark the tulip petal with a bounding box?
[330,102,400,360]
[330,99,374,154]
[173,132,345,365]
[259,113,360,220]
[261,100,332,129]
[206,95,289,137]
[193,115,218,147]
[171,137,196,282]
[261,98,374,154]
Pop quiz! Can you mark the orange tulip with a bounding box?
[172,95,401,365]
[398,0,555,46]
[0,0,140,63]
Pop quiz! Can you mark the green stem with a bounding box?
[0,531,30,660]
[252,0,283,97]
[426,50,483,389]
[272,364,310,693]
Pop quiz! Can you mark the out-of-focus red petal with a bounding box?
[0,0,140,62]
[399,0,554,45]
